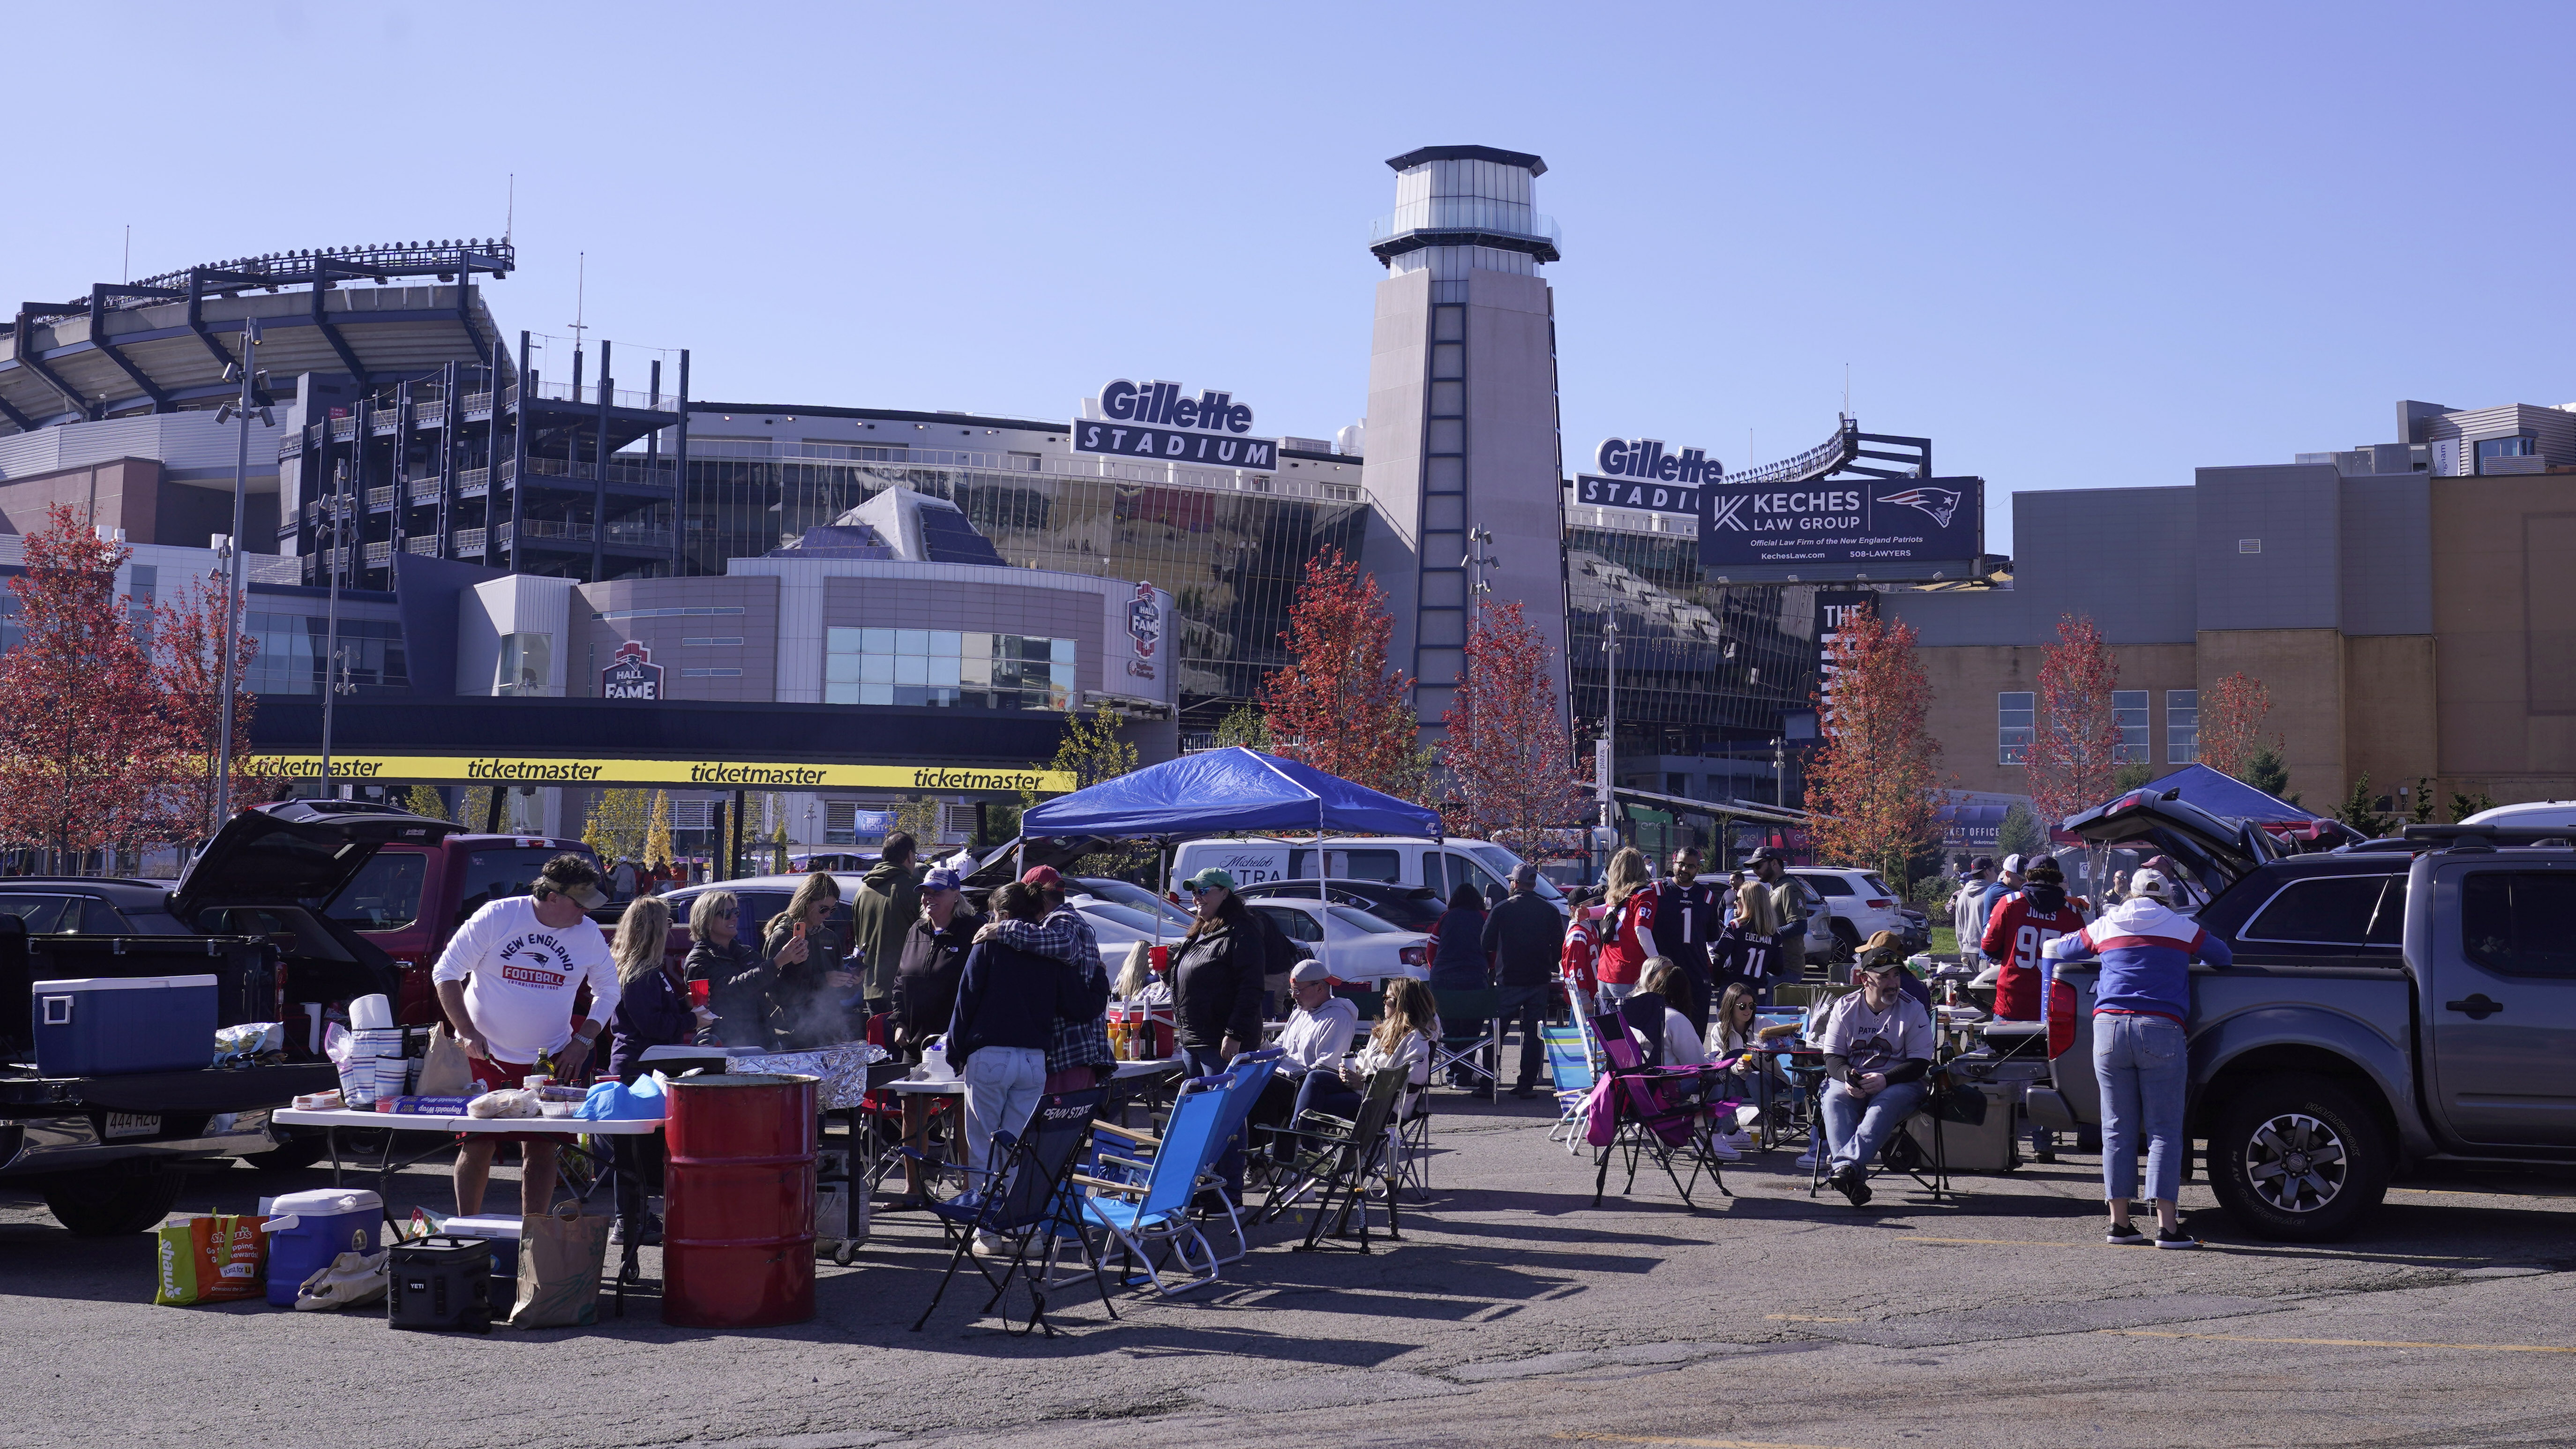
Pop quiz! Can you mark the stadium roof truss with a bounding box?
[0,240,514,436]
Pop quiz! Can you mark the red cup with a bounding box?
[1148,945,1169,973]
[689,978,710,1008]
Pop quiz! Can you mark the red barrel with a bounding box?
[663,1072,818,1327]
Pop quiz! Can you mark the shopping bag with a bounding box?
[152,1213,270,1306]
[507,1202,612,1329]
[293,1249,390,1311]
[417,1025,475,1098]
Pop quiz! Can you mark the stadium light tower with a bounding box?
[210,320,270,830]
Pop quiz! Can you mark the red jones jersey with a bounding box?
[1982,891,2087,1020]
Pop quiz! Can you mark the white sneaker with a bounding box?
[1722,1129,1755,1153]
[969,1233,1012,1259]
[1707,1135,1742,1162]
[1795,1152,1819,1169]
[1733,1105,1763,1131]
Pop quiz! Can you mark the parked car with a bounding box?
[1068,877,1195,934]
[1241,896,1430,986]
[2,800,460,1234]
[307,829,609,1023]
[1169,835,1569,914]
[2032,789,2576,1241]
[1240,878,1446,931]
[657,873,865,976]
[1788,867,1925,957]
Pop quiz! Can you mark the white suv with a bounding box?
[1787,868,1914,958]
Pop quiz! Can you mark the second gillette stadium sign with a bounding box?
[1697,475,1985,581]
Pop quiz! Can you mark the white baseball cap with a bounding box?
[2000,853,2027,875]
[2129,868,2170,900]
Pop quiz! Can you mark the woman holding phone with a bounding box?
[766,873,860,1047]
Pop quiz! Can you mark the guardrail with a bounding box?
[524,380,681,413]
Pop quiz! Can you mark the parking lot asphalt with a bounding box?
[7,1090,2574,1449]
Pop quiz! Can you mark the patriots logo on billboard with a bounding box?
[1875,486,1962,528]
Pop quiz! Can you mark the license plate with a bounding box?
[103,1112,160,1140]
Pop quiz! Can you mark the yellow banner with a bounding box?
[244,754,1073,794]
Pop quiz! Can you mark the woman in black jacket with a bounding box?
[685,889,802,1048]
[1171,868,1269,1201]
[888,868,977,1206]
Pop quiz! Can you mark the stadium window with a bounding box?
[1999,691,2034,765]
[2166,690,2199,763]
[2114,689,2150,762]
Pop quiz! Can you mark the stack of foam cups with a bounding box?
[346,994,402,1109]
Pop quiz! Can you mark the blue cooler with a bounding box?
[30,975,216,1075]
[263,1188,384,1307]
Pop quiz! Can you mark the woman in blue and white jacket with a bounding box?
[2043,867,2232,1249]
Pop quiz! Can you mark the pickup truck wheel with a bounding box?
[43,1166,185,1237]
[2207,1074,2389,1242]
[248,1131,334,1173]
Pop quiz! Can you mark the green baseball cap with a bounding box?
[1184,867,1237,893]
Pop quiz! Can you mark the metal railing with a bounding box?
[1370,202,1558,246]
[602,524,674,551]
[362,540,391,564]
[457,466,489,495]
[364,485,396,509]
[682,438,1361,502]
[404,535,439,555]
[524,380,682,413]
[407,476,441,502]
[502,455,677,491]
[452,528,485,555]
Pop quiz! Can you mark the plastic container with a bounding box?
[264,1188,383,1307]
[30,976,216,1075]
[441,1214,524,1305]
[387,1235,493,1332]
[663,1072,817,1328]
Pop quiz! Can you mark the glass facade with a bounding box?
[681,444,1367,730]
[824,626,1072,710]
[245,613,408,695]
[1564,519,1827,756]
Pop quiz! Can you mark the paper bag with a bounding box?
[418,1024,475,1098]
[152,1213,270,1306]
[508,1202,611,1329]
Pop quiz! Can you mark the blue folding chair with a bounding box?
[1092,1047,1281,1265]
[1542,1024,1595,1153]
[1074,1074,1234,1296]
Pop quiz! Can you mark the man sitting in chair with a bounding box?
[1816,953,1937,1206]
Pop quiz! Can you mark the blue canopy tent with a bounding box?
[2145,763,2317,825]
[1022,747,1441,841]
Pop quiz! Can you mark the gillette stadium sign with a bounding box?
[1072,379,1278,471]
[1696,475,1985,583]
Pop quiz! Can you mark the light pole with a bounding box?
[1599,616,1621,850]
[319,457,347,792]
[211,320,268,830]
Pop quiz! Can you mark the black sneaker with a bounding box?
[1832,1167,1873,1207]
[2104,1223,2149,1247]
[2153,1228,2200,1250]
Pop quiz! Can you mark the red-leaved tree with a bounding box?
[1803,603,1945,885]
[151,572,278,841]
[1440,598,1583,854]
[2197,671,2275,781]
[2024,613,2124,828]
[0,506,164,867]
[1260,546,1424,799]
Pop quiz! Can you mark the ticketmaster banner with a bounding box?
[1698,475,1984,582]
[245,754,1076,793]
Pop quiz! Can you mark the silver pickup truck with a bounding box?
[2027,791,2576,1241]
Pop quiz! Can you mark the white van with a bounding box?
[1168,836,1568,911]
[2463,800,2576,832]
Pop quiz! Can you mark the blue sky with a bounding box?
[16,3,2574,555]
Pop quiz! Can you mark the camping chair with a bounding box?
[1256,1065,1410,1253]
[1542,1024,1595,1153]
[1074,1074,1235,1297]
[1389,1088,1433,1202]
[1805,1064,1952,1204]
[1587,1012,1734,1211]
[1430,987,1502,1095]
[909,1086,1114,1337]
[1092,1048,1281,1265]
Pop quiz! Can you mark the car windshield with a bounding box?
[1078,879,1193,928]
[1466,843,1565,900]
[1080,901,1172,935]
[317,851,426,931]
[453,848,591,926]
[1329,905,1405,934]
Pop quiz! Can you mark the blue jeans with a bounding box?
[2094,1011,2187,1203]
[1183,1045,1245,1198]
[1498,984,1551,1090]
[1820,1076,1929,1176]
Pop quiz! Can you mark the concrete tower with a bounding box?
[1357,145,1570,747]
